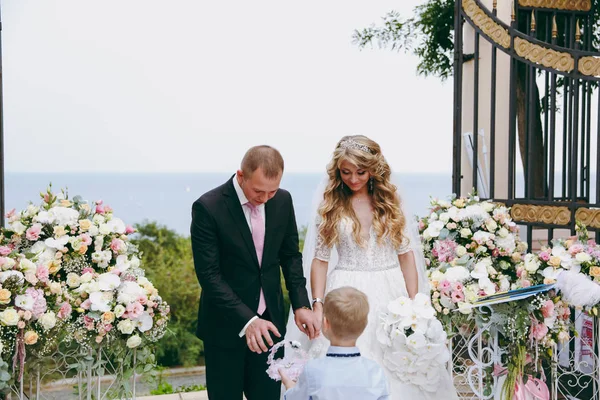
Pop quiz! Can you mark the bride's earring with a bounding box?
[369,177,374,192]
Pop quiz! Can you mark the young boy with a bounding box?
[280,286,389,399]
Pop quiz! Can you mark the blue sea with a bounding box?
[6,172,453,235]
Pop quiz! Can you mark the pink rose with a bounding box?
[521,279,531,288]
[82,267,94,275]
[25,272,38,285]
[5,209,15,219]
[452,282,464,292]
[95,205,105,214]
[126,302,144,319]
[0,246,12,256]
[138,295,148,306]
[26,225,42,241]
[568,244,584,255]
[516,267,524,278]
[110,239,126,254]
[58,302,72,320]
[539,251,550,262]
[80,234,92,246]
[530,322,549,341]
[81,299,91,310]
[104,205,113,213]
[83,316,95,330]
[36,265,49,282]
[541,300,555,318]
[418,221,426,231]
[125,225,135,234]
[17,321,25,329]
[104,323,113,332]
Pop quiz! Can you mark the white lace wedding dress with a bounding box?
[304,217,459,400]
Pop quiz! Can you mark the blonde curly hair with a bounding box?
[318,135,407,249]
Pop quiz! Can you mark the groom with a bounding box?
[191,145,317,400]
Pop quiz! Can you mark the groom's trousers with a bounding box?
[204,309,282,400]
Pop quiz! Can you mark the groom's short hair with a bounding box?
[324,287,369,340]
[241,145,284,179]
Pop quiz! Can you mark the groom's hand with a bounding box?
[245,318,281,354]
[294,308,317,340]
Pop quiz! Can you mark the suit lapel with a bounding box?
[262,198,277,266]
[223,178,259,268]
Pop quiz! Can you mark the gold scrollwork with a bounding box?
[518,0,591,11]
[579,56,600,77]
[514,37,575,72]
[511,204,571,225]
[575,208,600,229]
[462,0,511,49]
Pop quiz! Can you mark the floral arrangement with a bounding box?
[418,194,576,400]
[266,340,308,382]
[0,186,169,386]
[376,293,450,393]
[418,195,528,326]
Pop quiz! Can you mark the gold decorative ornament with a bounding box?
[579,56,600,77]
[463,0,511,48]
[514,37,575,72]
[511,204,571,225]
[575,208,600,229]
[517,0,591,11]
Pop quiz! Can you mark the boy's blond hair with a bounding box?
[323,286,369,340]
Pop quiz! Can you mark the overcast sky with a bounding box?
[3,0,453,174]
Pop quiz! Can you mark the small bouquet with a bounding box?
[377,293,450,393]
[266,340,309,382]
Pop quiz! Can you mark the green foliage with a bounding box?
[353,1,455,80]
[132,222,203,367]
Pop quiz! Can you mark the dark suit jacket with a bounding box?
[191,177,311,348]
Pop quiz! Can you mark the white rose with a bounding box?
[576,252,592,263]
[0,309,19,326]
[25,205,39,217]
[114,304,126,318]
[524,254,541,272]
[38,311,57,330]
[455,246,467,257]
[460,228,472,238]
[80,272,94,283]
[497,228,509,238]
[429,270,446,282]
[94,236,104,252]
[126,334,142,348]
[429,212,438,221]
[49,282,62,295]
[117,319,136,335]
[10,221,26,235]
[482,202,495,212]
[106,218,126,234]
[66,273,81,288]
[130,256,141,269]
[92,214,105,225]
[439,213,450,223]
[485,219,498,232]
[88,225,99,237]
[19,259,37,274]
[99,224,112,236]
[1,258,15,271]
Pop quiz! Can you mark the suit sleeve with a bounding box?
[191,200,256,332]
[278,193,311,311]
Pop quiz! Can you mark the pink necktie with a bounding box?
[247,203,266,315]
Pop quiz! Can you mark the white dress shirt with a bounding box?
[284,346,390,400]
[233,175,265,337]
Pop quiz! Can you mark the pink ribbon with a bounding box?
[493,364,549,400]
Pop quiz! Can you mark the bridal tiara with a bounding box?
[339,139,372,154]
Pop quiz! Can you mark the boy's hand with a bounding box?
[279,369,297,390]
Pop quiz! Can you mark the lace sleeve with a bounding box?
[397,235,411,255]
[313,216,331,262]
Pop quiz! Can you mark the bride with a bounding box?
[285,135,458,399]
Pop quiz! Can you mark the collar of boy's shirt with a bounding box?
[326,346,360,358]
